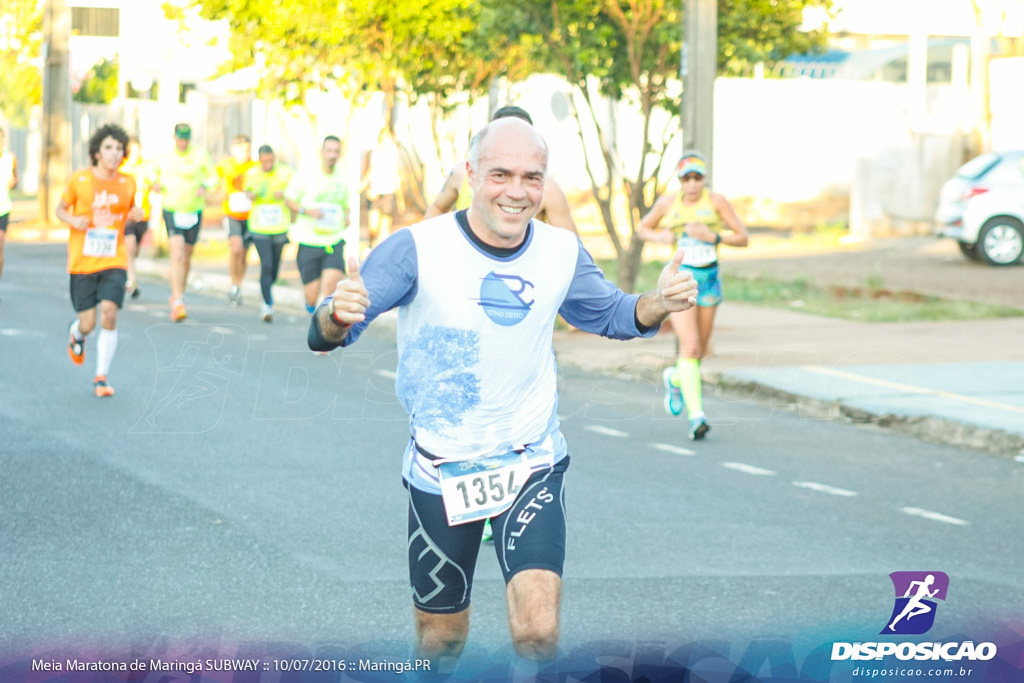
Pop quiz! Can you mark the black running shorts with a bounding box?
[124,220,148,241]
[163,210,202,245]
[406,456,569,614]
[69,268,127,312]
[296,242,346,284]
[227,217,251,244]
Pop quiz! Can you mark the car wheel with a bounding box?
[977,217,1024,266]
[957,241,981,261]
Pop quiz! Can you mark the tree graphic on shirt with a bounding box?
[397,325,481,433]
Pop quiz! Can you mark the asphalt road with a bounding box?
[1,243,1022,679]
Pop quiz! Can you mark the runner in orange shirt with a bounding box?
[217,135,256,305]
[56,123,144,397]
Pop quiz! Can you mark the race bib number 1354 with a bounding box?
[437,452,532,526]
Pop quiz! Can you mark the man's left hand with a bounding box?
[656,247,698,312]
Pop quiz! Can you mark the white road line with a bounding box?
[900,507,969,526]
[792,481,858,497]
[805,365,1024,417]
[584,425,630,438]
[650,443,697,456]
[722,462,776,476]
[376,369,397,379]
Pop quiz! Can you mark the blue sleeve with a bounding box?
[343,229,419,345]
[558,241,656,340]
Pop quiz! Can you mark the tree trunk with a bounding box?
[616,235,646,294]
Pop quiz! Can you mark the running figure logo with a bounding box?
[881,571,949,635]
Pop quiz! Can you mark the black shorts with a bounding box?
[69,268,127,312]
[407,456,569,615]
[163,210,202,245]
[296,242,345,284]
[124,220,148,241]
[0,212,9,232]
[227,217,252,244]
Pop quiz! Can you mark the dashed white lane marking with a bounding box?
[584,425,630,438]
[376,369,397,379]
[722,462,776,476]
[792,481,858,497]
[650,443,697,456]
[900,507,969,526]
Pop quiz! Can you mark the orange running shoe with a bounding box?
[68,322,85,365]
[170,299,187,322]
[94,375,115,397]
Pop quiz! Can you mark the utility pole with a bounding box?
[40,0,71,225]
[681,0,717,183]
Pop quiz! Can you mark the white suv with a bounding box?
[934,150,1024,266]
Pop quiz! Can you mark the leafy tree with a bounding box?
[74,57,119,104]
[506,0,833,291]
[165,0,504,211]
[0,0,44,126]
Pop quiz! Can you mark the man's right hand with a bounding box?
[328,256,370,326]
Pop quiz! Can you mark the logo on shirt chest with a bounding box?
[476,271,534,326]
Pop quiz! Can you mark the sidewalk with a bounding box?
[12,209,1024,459]
[549,305,1024,458]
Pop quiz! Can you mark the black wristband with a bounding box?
[714,233,722,245]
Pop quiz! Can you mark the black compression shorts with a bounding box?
[406,456,569,614]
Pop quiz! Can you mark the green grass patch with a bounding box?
[722,273,1024,322]
[594,258,1024,323]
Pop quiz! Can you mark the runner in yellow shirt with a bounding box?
[152,122,216,322]
[217,135,256,305]
[638,151,749,440]
[120,136,155,299]
[0,127,18,298]
[244,145,293,322]
[284,135,349,314]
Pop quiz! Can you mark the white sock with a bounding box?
[96,328,118,377]
[70,319,85,342]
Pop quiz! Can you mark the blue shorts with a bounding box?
[407,456,569,614]
[681,263,723,307]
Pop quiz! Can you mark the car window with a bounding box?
[956,153,999,180]
[980,157,1024,186]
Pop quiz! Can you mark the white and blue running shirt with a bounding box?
[344,212,657,493]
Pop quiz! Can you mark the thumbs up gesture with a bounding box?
[656,247,698,312]
[327,255,370,327]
